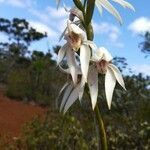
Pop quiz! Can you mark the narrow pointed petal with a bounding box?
[67,20,72,34]
[63,85,80,114]
[59,27,67,41]
[80,44,91,82]
[56,0,61,9]
[70,23,85,35]
[60,83,74,112]
[98,0,123,24]
[59,65,70,74]
[56,82,69,108]
[78,76,86,102]
[95,1,103,15]
[109,64,126,90]
[112,0,135,11]
[66,48,78,84]
[79,86,84,102]
[88,65,98,110]
[57,43,68,65]
[58,82,69,97]
[59,64,82,75]
[105,68,116,109]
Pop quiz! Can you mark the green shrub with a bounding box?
[6,69,31,100]
[21,115,89,150]
[6,58,66,106]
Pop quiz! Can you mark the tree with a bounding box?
[0,18,47,82]
[139,32,150,57]
[0,18,47,57]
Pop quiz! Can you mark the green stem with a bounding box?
[94,105,108,150]
[73,1,108,149]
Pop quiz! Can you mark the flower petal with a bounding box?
[59,27,67,41]
[56,82,69,108]
[105,68,116,109]
[79,86,84,102]
[78,76,86,102]
[88,65,98,110]
[70,23,85,35]
[60,83,74,112]
[112,0,135,11]
[57,43,68,65]
[59,65,70,74]
[63,84,80,114]
[95,0,103,15]
[56,0,61,9]
[66,48,78,84]
[100,47,113,61]
[83,40,97,50]
[109,64,126,90]
[58,82,69,98]
[80,44,91,82]
[69,7,84,21]
[91,47,113,62]
[97,0,122,24]
[59,64,82,75]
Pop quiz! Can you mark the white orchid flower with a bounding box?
[57,21,96,84]
[89,47,126,109]
[95,0,135,24]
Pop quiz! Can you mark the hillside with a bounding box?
[0,87,47,138]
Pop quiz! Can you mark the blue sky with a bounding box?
[0,0,150,75]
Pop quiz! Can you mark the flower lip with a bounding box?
[96,60,109,74]
[65,21,86,51]
[65,31,82,51]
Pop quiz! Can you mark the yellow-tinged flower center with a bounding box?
[68,32,82,51]
[96,60,109,74]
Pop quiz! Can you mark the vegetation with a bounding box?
[0,18,149,149]
[139,32,150,57]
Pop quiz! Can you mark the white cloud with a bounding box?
[132,64,150,76]
[0,0,36,8]
[128,17,150,34]
[93,22,124,48]
[57,18,68,32]
[46,6,69,19]
[24,5,70,46]
[28,8,50,23]
[93,22,119,35]
[0,0,69,43]
[0,33,9,42]
[28,5,69,34]
[29,21,57,38]
[93,22,120,41]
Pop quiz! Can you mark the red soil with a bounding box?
[0,88,47,138]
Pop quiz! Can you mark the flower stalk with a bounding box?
[80,1,108,149]
[94,105,108,150]
[56,0,134,149]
